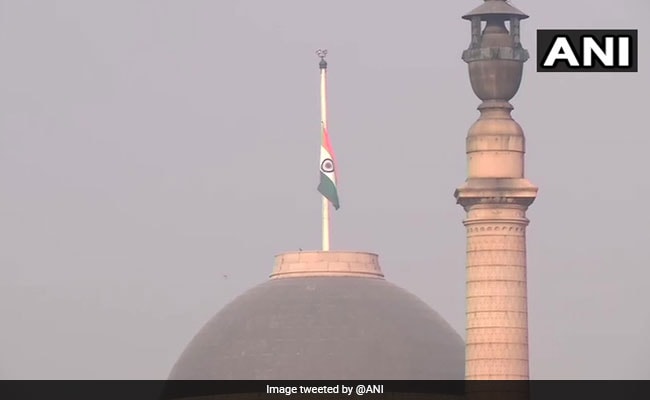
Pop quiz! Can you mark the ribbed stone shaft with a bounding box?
[456,0,537,381]
[464,205,530,379]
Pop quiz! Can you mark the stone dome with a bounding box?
[168,251,464,380]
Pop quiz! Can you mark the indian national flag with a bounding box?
[317,122,340,210]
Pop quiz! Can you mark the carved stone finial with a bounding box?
[316,49,328,69]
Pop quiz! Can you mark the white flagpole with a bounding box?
[318,49,330,251]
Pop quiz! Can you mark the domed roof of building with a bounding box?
[168,251,464,380]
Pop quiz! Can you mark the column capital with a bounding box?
[455,178,538,211]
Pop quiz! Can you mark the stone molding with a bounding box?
[270,251,385,279]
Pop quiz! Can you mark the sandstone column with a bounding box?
[455,0,538,380]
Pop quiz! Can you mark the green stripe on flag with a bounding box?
[318,172,339,210]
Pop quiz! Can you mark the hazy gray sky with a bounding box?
[0,0,648,379]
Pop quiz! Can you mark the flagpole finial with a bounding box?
[316,49,328,69]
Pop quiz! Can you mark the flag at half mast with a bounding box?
[318,121,340,210]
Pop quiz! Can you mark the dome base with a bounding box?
[270,251,384,279]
